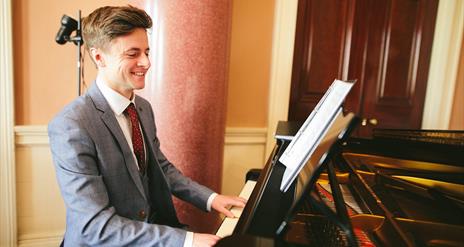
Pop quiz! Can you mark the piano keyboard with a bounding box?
[216,180,256,237]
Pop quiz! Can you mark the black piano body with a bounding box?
[217,125,464,247]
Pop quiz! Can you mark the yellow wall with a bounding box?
[11,1,274,244]
[13,0,128,125]
[227,0,275,127]
[13,0,274,128]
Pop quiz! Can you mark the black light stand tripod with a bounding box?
[55,10,83,96]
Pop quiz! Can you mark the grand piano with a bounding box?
[216,115,464,247]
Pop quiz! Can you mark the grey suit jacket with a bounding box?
[48,83,214,246]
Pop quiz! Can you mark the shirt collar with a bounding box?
[96,75,135,116]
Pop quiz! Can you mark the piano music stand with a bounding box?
[275,113,361,247]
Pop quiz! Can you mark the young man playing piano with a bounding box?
[48,5,245,247]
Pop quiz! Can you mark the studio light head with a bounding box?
[55,15,78,45]
[55,10,84,96]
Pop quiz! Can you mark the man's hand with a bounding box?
[211,194,247,218]
[192,233,221,247]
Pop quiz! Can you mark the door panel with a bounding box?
[289,0,438,137]
[360,0,438,136]
[288,0,355,120]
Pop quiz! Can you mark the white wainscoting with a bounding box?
[222,127,268,196]
[14,125,64,247]
[13,125,268,246]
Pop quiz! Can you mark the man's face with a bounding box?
[93,28,150,99]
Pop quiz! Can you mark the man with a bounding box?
[48,5,245,247]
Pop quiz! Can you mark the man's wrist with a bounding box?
[183,231,193,247]
[206,193,218,211]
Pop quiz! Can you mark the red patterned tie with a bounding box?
[125,103,146,174]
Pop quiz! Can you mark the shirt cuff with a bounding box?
[206,193,218,212]
[183,231,193,247]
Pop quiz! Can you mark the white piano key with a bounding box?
[216,180,257,237]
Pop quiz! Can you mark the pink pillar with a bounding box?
[132,0,232,233]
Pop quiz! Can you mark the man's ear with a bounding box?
[89,47,105,68]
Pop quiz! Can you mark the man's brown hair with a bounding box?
[82,5,152,50]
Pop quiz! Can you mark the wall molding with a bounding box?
[224,127,267,144]
[17,232,62,247]
[14,125,49,146]
[14,125,265,146]
[0,0,17,246]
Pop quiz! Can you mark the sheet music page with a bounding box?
[279,79,354,192]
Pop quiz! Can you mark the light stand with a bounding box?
[55,10,83,96]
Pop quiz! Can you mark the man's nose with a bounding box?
[137,54,150,68]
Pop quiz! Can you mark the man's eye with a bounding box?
[127,53,137,57]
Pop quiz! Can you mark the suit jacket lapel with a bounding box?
[87,83,147,201]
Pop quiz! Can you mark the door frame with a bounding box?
[265,0,298,156]
[1,0,17,246]
[265,0,464,156]
[422,0,464,129]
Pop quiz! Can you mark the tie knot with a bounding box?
[125,103,137,118]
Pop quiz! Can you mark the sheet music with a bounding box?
[279,79,354,192]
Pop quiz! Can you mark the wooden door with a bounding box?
[288,0,357,121]
[288,0,438,137]
[358,0,438,136]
